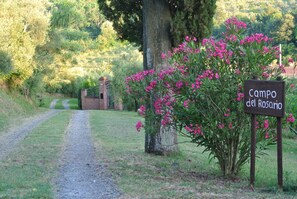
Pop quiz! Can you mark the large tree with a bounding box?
[98,0,216,154]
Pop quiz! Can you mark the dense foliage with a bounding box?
[126,18,295,176]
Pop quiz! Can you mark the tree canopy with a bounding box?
[98,0,217,47]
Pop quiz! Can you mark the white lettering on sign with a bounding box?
[246,89,283,111]
[257,99,283,110]
[244,79,285,117]
[248,89,277,99]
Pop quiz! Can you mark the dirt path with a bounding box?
[50,99,59,109]
[0,110,61,161]
[62,99,70,110]
[54,111,120,199]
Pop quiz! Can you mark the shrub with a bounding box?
[126,17,295,176]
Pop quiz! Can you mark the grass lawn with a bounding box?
[0,111,71,198]
[40,96,79,110]
[90,110,297,198]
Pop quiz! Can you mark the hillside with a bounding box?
[0,90,40,133]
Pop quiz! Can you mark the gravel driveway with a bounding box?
[0,110,61,161]
[54,110,121,199]
[0,99,120,198]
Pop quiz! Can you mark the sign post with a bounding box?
[244,77,285,190]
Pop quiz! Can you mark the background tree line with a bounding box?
[0,0,295,108]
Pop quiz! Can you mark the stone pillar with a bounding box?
[99,77,108,110]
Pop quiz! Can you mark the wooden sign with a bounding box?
[245,77,285,191]
[244,80,285,118]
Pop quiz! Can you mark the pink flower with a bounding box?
[176,81,183,89]
[287,113,295,123]
[161,112,171,126]
[288,58,294,63]
[236,93,244,101]
[218,123,225,129]
[185,125,193,133]
[185,124,203,135]
[228,122,233,129]
[137,105,146,116]
[136,121,144,132]
[262,72,269,79]
[225,17,247,31]
[161,52,166,59]
[145,86,153,92]
[224,109,230,117]
[235,69,240,75]
[263,120,269,129]
[290,84,295,89]
[265,132,269,139]
[183,99,190,108]
[215,73,220,79]
[185,36,191,42]
[263,46,270,53]
[154,98,163,115]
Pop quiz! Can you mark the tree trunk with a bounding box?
[143,0,178,155]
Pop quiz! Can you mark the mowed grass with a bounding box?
[41,97,79,110]
[0,111,71,198]
[90,110,297,198]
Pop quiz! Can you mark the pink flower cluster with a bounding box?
[175,81,183,89]
[158,68,175,80]
[287,113,295,123]
[138,105,146,116]
[224,109,230,117]
[236,93,244,101]
[154,95,175,116]
[185,36,197,42]
[161,112,172,126]
[203,39,233,64]
[185,124,203,135]
[136,121,144,132]
[126,69,154,83]
[225,34,238,42]
[263,120,269,129]
[240,33,271,45]
[145,80,157,92]
[192,70,220,90]
[183,99,190,108]
[218,123,225,129]
[288,58,294,63]
[225,17,247,31]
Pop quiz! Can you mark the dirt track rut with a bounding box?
[54,110,120,199]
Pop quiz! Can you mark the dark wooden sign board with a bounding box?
[244,78,285,191]
[244,80,285,117]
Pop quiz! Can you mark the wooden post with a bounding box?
[250,76,258,190]
[277,76,283,191]
[250,113,256,190]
